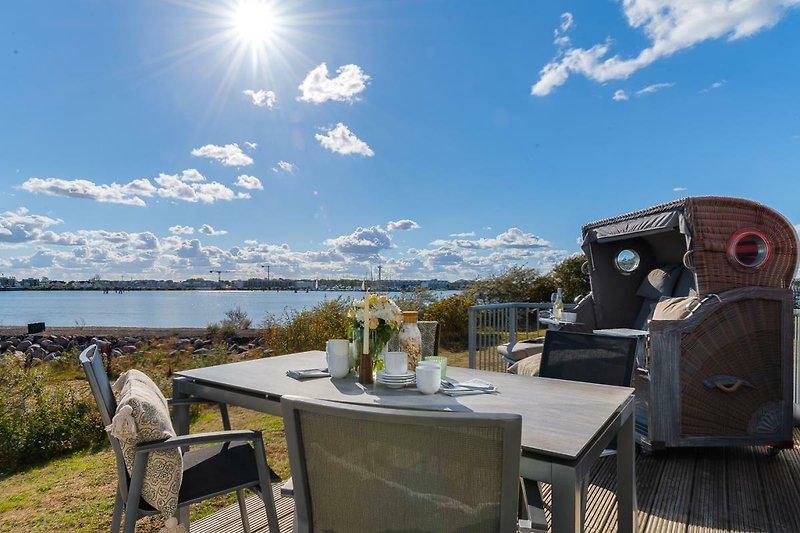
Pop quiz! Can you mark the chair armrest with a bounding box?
[136,429,261,453]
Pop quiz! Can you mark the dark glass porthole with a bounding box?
[614,249,640,273]
[727,229,771,268]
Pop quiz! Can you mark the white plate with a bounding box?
[377,380,413,389]
[377,370,415,381]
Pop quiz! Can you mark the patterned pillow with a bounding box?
[106,369,182,520]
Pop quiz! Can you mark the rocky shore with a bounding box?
[0,327,265,365]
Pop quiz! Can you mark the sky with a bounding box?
[1,0,799,282]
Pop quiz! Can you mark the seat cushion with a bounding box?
[497,340,544,362]
[636,265,681,300]
[652,296,699,321]
[507,354,541,377]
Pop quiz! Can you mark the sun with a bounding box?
[231,0,279,46]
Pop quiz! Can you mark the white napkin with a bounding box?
[286,368,330,380]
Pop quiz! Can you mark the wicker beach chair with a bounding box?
[572,196,798,450]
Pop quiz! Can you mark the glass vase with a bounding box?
[351,327,387,373]
[398,312,422,370]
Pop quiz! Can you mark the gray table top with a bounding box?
[176,351,634,461]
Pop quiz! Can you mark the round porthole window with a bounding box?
[614,249,640,273]
[727,229,771,268]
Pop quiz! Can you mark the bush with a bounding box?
[393,289,437,316]
[0,356,105,475]
[423,294,476,351]
[262,298,351,355]
[224,306,252,330]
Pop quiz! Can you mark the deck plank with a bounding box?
[194,429,800,533]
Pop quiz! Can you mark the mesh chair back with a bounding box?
[539,331,637,387]
[79,344,117,425]
[79,345,136,503]
[282,396,521,533]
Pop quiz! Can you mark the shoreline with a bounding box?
[0,325,261,339]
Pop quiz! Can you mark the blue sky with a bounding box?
[1,0,799,281]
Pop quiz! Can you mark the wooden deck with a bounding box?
[193,428,800,532]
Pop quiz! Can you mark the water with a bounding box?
[0,290,457,328]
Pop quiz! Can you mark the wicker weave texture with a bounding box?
[685,197,798,294]
[679,298,783,437]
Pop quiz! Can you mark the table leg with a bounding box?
[617,410,637,533]
[171,378,191,450]
[551,463,582,533]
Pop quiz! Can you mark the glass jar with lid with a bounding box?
[398,311,422,370]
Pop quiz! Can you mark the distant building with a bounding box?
[21,278,40,288]
[0,276,16,288]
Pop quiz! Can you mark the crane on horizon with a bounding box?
[209,270,233,283]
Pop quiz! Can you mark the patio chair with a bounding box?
[525,330,638,530]
[80,345,280,533]
[281,395,523,533]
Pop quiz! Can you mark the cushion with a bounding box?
[652,296,700,321]
[106,369,182,518]
[636,265,680,300]
[507,354,542,377]
[497,340,544,362]
[632,299,659,331]
[672,267,697,298]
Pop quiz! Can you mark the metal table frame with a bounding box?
[172,354,636,533]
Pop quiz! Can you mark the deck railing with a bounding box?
[469,306,800,405]
[467,302,574,371]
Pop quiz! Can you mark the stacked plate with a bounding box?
[376,370,416,389]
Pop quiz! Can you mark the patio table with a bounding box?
[173,351,636,533]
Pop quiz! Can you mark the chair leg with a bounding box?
[111,487,123,533]
[236,490,252,533]
[123,454,147,533]
[178,505,190,532]
[252,435,280,531]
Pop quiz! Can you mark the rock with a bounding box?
[111,349,123,358]
[44,353,56,362]
[0,340,12,352]
[236,345,247,354]
[193,348,209,355]
[92,338,111,353]
[45,343,61,353]
[54,336,70,348]
[67,339,78,351]
[168,350,179,358]
[40,338,54,348]
[29,346,47,360]
[193,339,204,349]
[17,340,32,352]
[120,345,137,354]
[176,338,191,348]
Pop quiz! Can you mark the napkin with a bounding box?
[286,368,330,380]
[440,378,498,396]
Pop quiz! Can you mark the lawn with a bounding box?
[0,348,469,532]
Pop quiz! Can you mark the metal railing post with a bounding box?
[508,304,517,351]
[468,306,477,369]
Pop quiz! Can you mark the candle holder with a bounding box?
[358,351,374,385]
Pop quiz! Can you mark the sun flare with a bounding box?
[231,0,279,45]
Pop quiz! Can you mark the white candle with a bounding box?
[362,290,370,355]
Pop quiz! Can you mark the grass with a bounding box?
[0,347,468,531]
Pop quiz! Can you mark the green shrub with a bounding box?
[393,289,437,315]
[262,298,351,355]
[0,356,105,476]
[423,294,476,351]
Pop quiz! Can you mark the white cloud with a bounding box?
[154,172,245,204]
[553,12,574,47]
[613,89,629,101]
[297,63,370,104]
[235,174,264,190]
[636,82,674,96]
[325,226,392,257]
[315,123,374,157]
[243,89,276,108]
[245,142,258,150]
[169,225,194,235]
[199,224,227,236]
[449,231,476,238]
[700,80,726,93]
[271,161,296,174]
[0,208,63,244]
[191,143,253,166]
[532,1,800,96]
[387,219,420,232]
[179,169,205,182]
[21,177,156,207]
[673,186,688,192]
[431,227,551,250]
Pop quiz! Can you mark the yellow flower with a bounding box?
[368,318,379,330]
